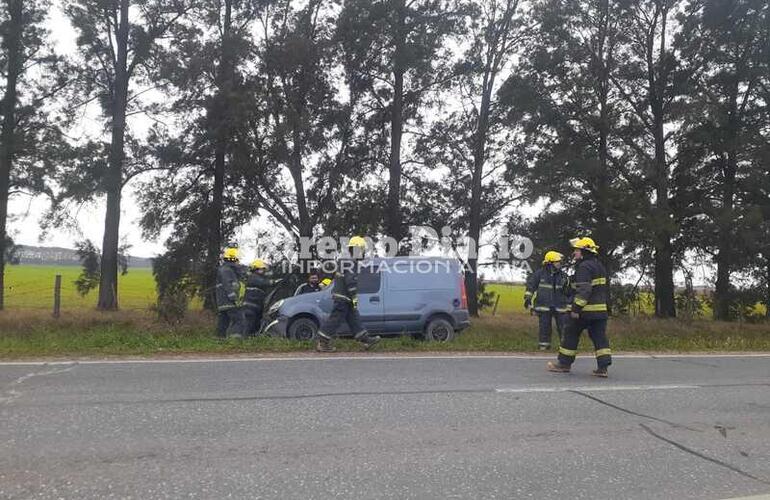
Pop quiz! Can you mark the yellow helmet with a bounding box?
[348,236,367,249]
[570,237,599,253]
[250,259,267,270]
[223,247,240,261]
[320,277,332,287]
[543,251,563,264]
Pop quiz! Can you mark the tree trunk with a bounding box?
[204,146,225,310]
[596,55,612,314]
[651,122,676,318]
[765,253,770,319]
[290,126,312,239]
[203,0,233,310]
[97,0,130,310]
[386,0,405,246]
[650,8,676,318]
[466,70,493,317]
[0,0,23,311]
[713,151,737,321]
[712,83,740,321]
[290,124,314,270]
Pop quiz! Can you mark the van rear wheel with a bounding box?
[424,318,456,342]
[288,317,318,341]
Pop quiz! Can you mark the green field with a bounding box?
[2,265,766,318]
[486,283,527,314]
[3,265,156,310]
[2,266,529,313]
[2,265,769,359]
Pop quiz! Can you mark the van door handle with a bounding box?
[370,296,380,303]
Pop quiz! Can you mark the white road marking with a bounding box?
[0,364,77,404]
[0,353,769,366]
[495,384,700,394]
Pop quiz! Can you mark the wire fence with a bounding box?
[1,273,159,314]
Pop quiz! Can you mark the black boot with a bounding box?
[355,331,381,350]
[316,332,336,353]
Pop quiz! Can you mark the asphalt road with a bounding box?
[1,354,769,500]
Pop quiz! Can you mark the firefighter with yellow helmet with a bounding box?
[524,250,571,350]
[243,258,281,336]
[548,237,611,377]
[316,236,381,352]
[215,245,246,339]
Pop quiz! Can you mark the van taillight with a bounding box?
[460,277,468,309]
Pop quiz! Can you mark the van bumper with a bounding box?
[263,315,289,337]
[453,310,471,330]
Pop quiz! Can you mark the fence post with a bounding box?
[53,275,61,318]
[492,295,500,316]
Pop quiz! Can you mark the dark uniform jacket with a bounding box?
[525,265,571,312]
[294,282,321,296]
[331,262,358,303]
[216,261,243,311]
[571,254,609,319]
[243,273,275,310]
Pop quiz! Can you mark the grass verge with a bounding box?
[1,309,769,359]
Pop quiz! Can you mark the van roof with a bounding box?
[366,256,461,265]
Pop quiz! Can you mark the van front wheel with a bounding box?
[288,317,318,341]
[424,318,456,342]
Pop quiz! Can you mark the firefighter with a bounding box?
[547,237,611,377]
[243,259,281,336]
[524,250,571,350]
[294,270,322,296]
[215,246,246,339]
[316,236,381,353]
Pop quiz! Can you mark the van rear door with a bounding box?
[382,259,457,334]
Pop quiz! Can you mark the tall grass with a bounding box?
[1,308,768,358]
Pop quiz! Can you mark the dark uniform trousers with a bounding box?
[557,316,612,368]
[538,308,568,346]
[243,306,263,336]
[216,307,245,338]
[321,299,366,338]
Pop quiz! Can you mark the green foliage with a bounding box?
[608,284,641,317]
[707,288,766,323]
[74,240,100,296]
[476,278,497,311]
[152,251,193,323]
[73,240,131,297]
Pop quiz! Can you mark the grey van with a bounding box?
[262,257,471,342]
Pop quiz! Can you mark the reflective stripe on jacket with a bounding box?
[571,254,609,319]
[215,262,243,311]
[243,273,275,310]
[525,265,571,312]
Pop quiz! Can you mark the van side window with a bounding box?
[358,268,382,294]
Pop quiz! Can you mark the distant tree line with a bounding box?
[0,0,767,319]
